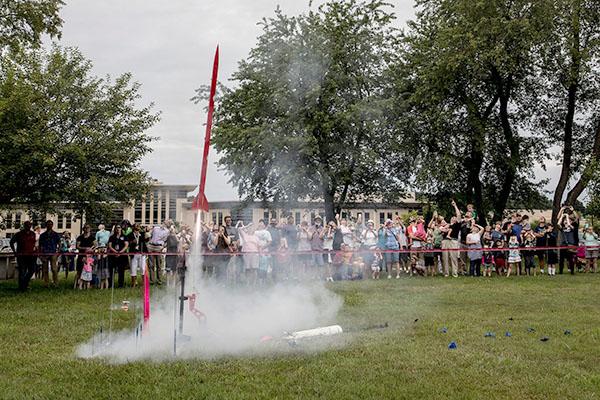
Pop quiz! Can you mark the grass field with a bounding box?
[1,274,600,400]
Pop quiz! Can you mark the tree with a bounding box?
[208,0,403,221]
[0,0,63,51]
[0,46,159,221]
[390,0,554,223]
[532,0,600,224]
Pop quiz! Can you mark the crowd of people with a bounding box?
[9,219,192,292]
[8,202,599,291]
[198,203,599,285]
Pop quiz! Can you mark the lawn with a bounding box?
[1,274,600,399]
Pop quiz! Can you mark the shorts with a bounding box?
[508,256,521,264]
[547,250,558,265]
[243,253,259,270]
[536,250,546,261]
[586,249,599,259]
[495,258,506,268]
[312,253,325,267]
[424,256,435,267]
[130,254,147,277]
[259,255,270,271]
[384,251,400,264]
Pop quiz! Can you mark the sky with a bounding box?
[55,0,560,201]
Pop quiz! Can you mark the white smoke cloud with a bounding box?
[76,280,343,363]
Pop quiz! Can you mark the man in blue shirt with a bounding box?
[383,219,400,279]
[38,220,62,287]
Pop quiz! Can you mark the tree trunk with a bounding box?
[492,79,519,222]
[552,82,578,225]
[323,186,336,223]
[552,4,581,225]
[463,93,499,225]
[566,119,600,205]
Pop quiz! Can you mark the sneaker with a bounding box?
[388,275,392,279]
[396,275,400,279]
[444,274,449,278]
[540,269,544,274]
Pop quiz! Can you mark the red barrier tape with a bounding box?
[12,245,600,258]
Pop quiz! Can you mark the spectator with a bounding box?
[10,221,37,291]
[238,223,260,286]
[466,223,484,277]
[165,227,180,285]
[59,231,75,280]
[254,219,272,284]
[557,205,578,274]
[95,224,110,288]
[147,220,170,285]
[267,218,282,280]
[310,216,326,279]
[297,220,312,279]
[581,224,599,273]
[534,217,548,274]
[440,200,462,278]
[76,225,96,289]
[383,219,401,279]
[128,223,147,288]
[39,220,61,287]
[545,223,558,276]
[108,225,129,288]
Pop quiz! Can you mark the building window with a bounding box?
[271,211,278,221]
[364,212,370,222]
[263,210,269,222]
[57,214,64,230]
[218,212,223,226]
[379,212,385,225]
[387,212,393,221]
[169,198,177,221]
[15,212,22,229]
[160,200,166,223]
[5,213,12,229]
[153,201,159,223]
[134,201,143,223]
[65,214,72,229]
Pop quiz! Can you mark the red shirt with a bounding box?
[10,230,37,254]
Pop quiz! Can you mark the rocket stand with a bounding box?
[177,256,192,340]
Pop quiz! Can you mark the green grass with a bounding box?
[1,275,600,399]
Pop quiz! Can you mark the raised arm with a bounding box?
[451,200,462,222]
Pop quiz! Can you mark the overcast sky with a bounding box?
[55,0,560,201]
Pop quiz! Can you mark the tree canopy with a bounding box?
[209,0,404,220]
[0,47,159,221]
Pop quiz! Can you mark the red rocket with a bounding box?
[192,46,219,212]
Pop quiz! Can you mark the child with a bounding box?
[582,225,599,273]
[424,236,436,277]
[482,244,494,277]
[522,228,536,276]
[78,255,93,290]
[545,223,558,276]
[371,252,382,279]
[493,240,506,276]
[507,235,521,278]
